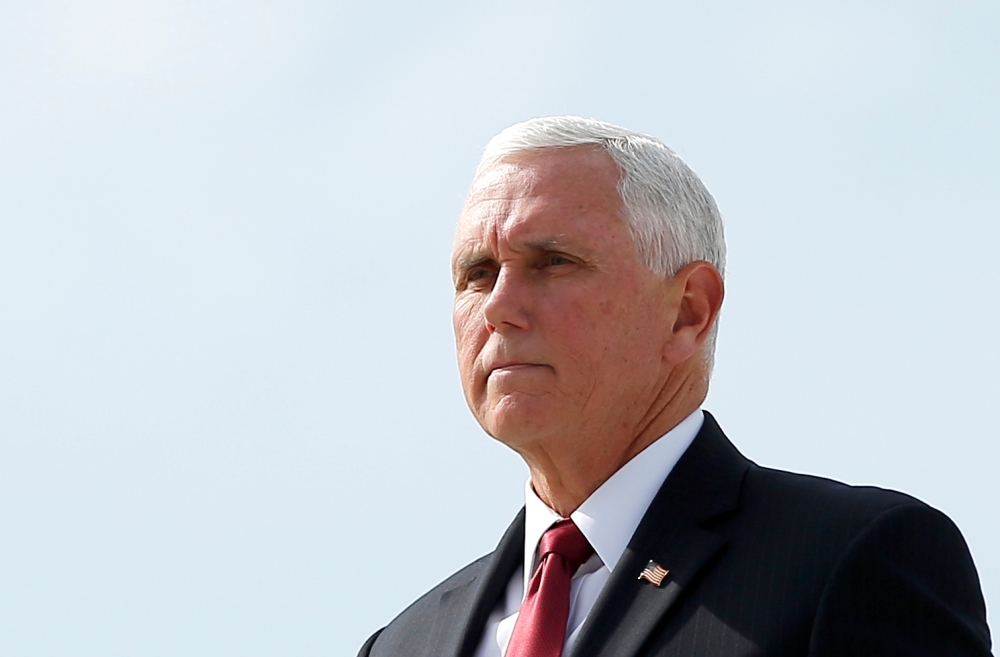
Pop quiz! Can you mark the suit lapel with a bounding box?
[568,413,751,657]
[435,508,525,657]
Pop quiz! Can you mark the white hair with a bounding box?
[477,116,726,363]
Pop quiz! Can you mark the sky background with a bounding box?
[1,1,998,655]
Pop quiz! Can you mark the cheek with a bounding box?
[453,303,485,379]
[553,288,663,369]
[452,298,477,344]
[551,294,623,347]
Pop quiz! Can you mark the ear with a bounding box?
[662,261,724,365]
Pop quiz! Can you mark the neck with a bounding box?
[523,368,707,517]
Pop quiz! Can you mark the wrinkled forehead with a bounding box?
[451,148,634,280]
[455,147,624,238]
[459,159,535,218]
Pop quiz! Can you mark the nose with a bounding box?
[482,267,530,333]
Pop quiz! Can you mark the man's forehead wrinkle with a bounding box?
[462,185,538,219]
[459,195,538,250]
[454,149,623,271]
[466,162,538,203]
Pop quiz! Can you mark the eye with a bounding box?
[545,254,573,267]
[460,265,497,290]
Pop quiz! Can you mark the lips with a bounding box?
[479,345,548,380]
[485,359,550,381]
[490,363,538,374]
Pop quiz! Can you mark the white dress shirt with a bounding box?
[472,409,704,657]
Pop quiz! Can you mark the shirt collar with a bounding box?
[522,409,704,585]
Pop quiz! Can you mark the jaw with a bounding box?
[473,388,565,446]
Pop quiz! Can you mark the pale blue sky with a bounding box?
[1,1,998,655]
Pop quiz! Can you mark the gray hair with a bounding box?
[477,116,726,363]
[477,116,726,278]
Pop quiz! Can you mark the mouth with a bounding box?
[487,362,546,378]
[491,363,535,373]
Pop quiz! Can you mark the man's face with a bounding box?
[452,147,674,455]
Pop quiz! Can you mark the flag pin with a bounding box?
[638,560,669,587]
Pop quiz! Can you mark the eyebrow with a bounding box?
[522,236,597,260]
[452,252,494,276]
[452,236,595,276]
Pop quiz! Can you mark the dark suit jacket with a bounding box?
[359,413,992,656]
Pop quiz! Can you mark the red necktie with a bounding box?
[505,519,595,657]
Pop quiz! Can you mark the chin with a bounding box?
[477,397,559,450]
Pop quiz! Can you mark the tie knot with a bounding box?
[538,520,593,567]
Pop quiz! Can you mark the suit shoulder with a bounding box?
[802,485,992,652]
[363,508,525,656]
[743,462,925,522]
[366,551,494,655]
[729,464,990,651]
[381,551,493,627]
[729,463,960,557]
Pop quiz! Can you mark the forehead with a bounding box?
[454,147,626,254]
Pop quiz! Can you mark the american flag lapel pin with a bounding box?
[638,560,670,587]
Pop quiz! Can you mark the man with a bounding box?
[359,117,992,656]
